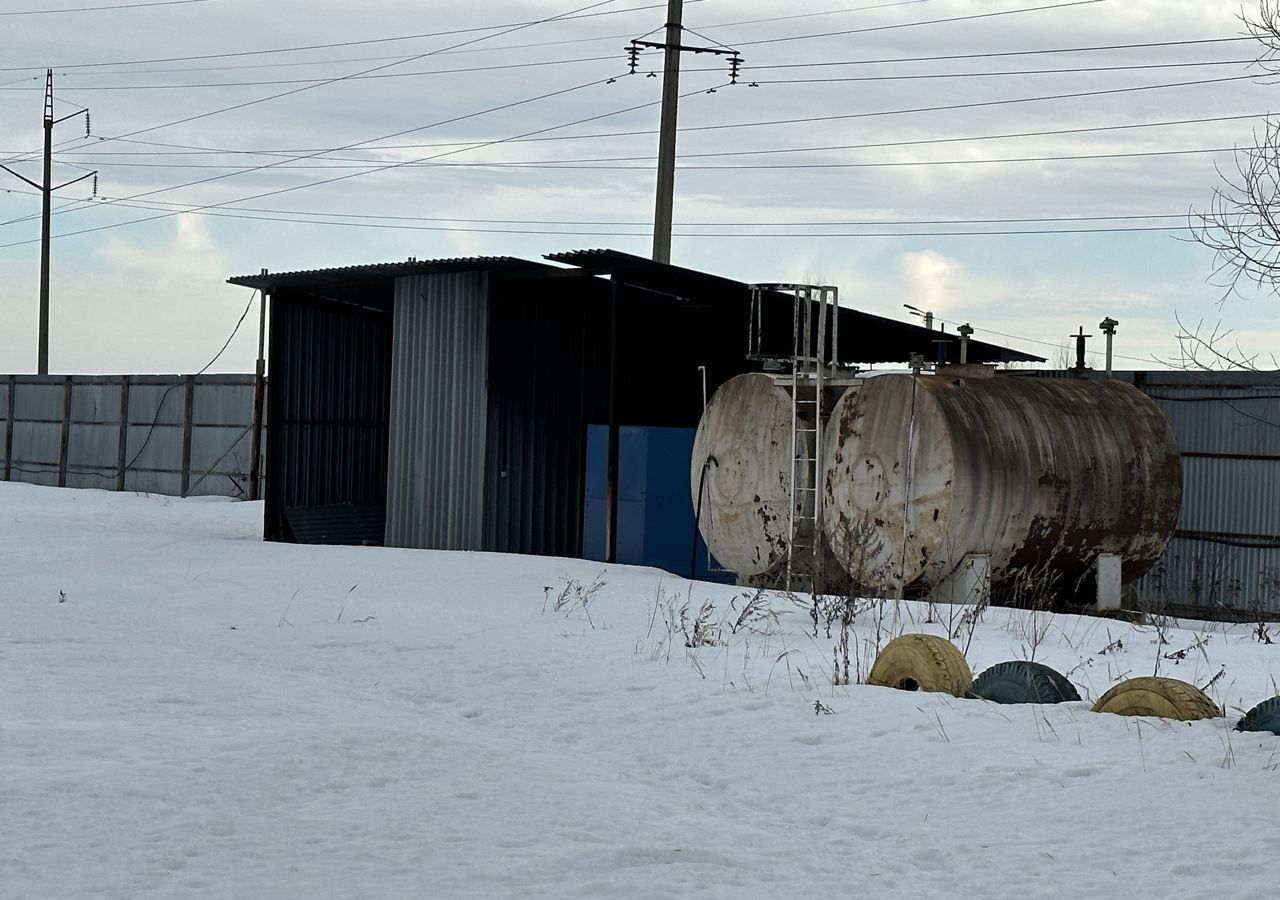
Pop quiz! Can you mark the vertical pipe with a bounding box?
[958,323,973,365]
[38,70,53,376]
[1099,317,1118,379]
[651,0,683,264]
[116,374,129,491]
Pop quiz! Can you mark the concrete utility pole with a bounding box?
[0,70,94,374]
[651,0,683,264]
[630,3,741,264]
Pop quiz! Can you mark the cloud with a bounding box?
[898,249,970,315]
[0,215,258,374]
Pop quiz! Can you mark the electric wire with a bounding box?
[71,0,624,149]
[1,187,1201,226]
[0,0,211,14]
[13,74,1263,182]
[676,73,1264,135]
[3,20,1245,81]
[29,110,1264,160]
[362,0,1113,60]
[730,0,1108,47]
[118,288,257,479]
[0,188,1202,237]
[734,37,1259,70]
[0,77,723,249]
[750,58,1254,84]
[0,55,1252,93]
[0,0,640,218]
[0,5,628,168]
[0,1,699,72]
[34,144,1252,171]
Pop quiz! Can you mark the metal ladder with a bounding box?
[748,283,840,594]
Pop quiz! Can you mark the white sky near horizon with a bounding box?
[1,0,1277,373]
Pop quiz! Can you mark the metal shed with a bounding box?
[228,250,1039,560]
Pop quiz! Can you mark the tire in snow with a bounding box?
[866,633,972,697]
[1235,696,1280,735]
[1090,676,1221,721]
[966,660,1080,705]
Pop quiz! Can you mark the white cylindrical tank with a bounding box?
[690,373,814,578]
[821,372,1182,595]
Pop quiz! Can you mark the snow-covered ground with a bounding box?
[3,482,1278,899]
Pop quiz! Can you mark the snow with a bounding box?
[3,481,1279,899]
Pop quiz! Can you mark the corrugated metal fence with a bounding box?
[1128,373,1280,616]
[1026,370,1280,614]
[1,374,261,498]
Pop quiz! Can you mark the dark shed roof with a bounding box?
[228,249,1043,364]
[227,256,558,290]
[543,248,1043,365]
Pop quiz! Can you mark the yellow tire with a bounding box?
[1091,676,1221,721]
[866,633,973,697]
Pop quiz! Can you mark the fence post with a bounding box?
[116,374,130,492]
[180,374,195,497]
[57,375,72,488]
[3,375,14,482]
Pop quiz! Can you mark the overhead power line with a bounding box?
[0,0,632,168]
[7,24,1246,81]
[57,1,930,76]
[674,74,1263,135]
[31,111,1262,161]
[0,1,703,72]
[0,75,731,249]
[0,187,1199,237]
[0,0,211,14]
[0,55,1249,93]
[730,0,1108,47]
[724,35,1258,70]
[34,144,1248,172]
[751,58,1253,84]
[0,188,1210,227]
[369,0,1113,60]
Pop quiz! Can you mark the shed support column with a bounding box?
[249,277,268,502]
[1096,553,1122,611]
[605,275,620,563]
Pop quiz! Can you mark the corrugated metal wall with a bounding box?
[1024,370,1280,613]
[483,282,609,557]
[2,374,259,497]
[384,272,490,550]
[267,295,391,543]
[1131,374,1280,613]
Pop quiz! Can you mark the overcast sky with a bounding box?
[1,0,1275,373]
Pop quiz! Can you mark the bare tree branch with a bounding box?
[1185,2,1280,371]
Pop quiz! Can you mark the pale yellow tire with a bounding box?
[1090,676,1221,721]
[866,633,973,697]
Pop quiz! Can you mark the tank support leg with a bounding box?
[1095,554,1122,610]
[932,553,990,606]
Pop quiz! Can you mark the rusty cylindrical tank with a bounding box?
[690,373,815,579]
[820,372,1182,598]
